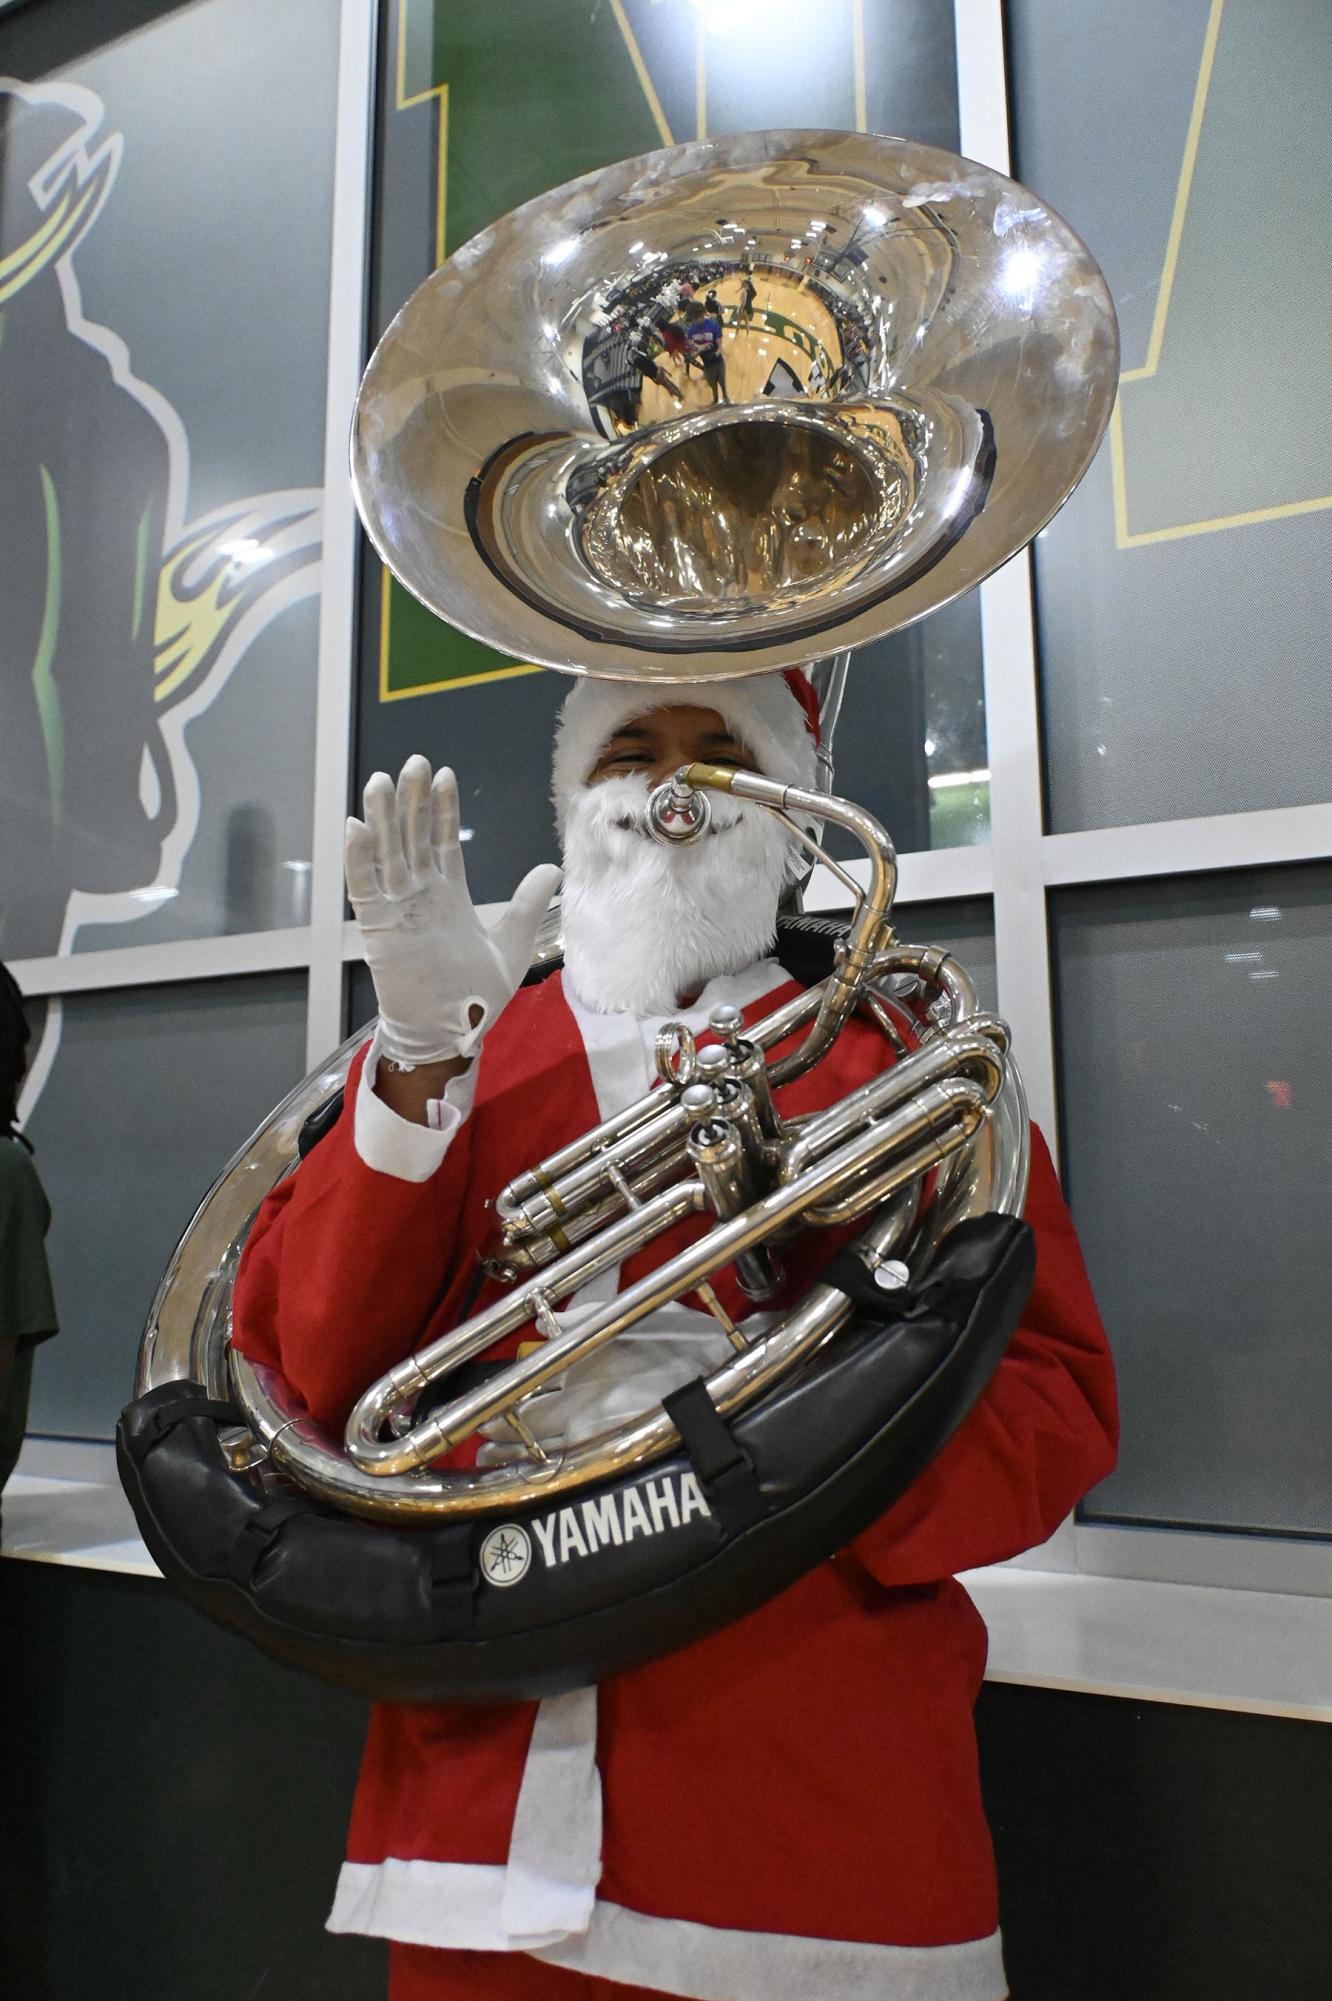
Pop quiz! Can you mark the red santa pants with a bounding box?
[388,1943,673,2001]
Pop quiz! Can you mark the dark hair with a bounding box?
[0,961,32,1142]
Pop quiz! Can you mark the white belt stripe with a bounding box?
[330,1861,1007,2001]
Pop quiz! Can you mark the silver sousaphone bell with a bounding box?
[120,132,1118,1703]
[351,126,1116,677]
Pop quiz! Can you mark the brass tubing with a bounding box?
[232,1281,845,1522]
[803,1127,973,1224]
[687,1116,781,1299]
[497,949,978,1270]
[496,1089,673,1218]
[780,1026,1004,1181]
[799,1080,988,1226]
[226,1109,988,1523]
[502,1097,693,1244]
[351,1075,987,1474]
[817,1177,921,1255]
[876,947,980,1032]
[494,982,827,1242]
[499,1142,693,1270]
[345,1178,707,1459]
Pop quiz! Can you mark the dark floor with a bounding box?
[3,1560,1331,2000]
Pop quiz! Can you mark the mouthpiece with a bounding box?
[647,770,713,844]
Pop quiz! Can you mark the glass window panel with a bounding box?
[357,0,985,907]
[1008,0,1332,832]
[1052,866,1332,1535]
[0,0,339,959]
[20,972,307,1441]
[896,898,997,1017]
[821,602,989,868]
[346,960,377,1042]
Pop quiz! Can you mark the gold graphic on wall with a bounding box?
[376,0,542,703]
[1111,0,1332,548]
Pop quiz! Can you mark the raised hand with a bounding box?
[345,756,560,1068]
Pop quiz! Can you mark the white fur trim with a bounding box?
[537,1905,1009,2001]
[558,776,791,1015]
[501,1686,601,1941]
[328,1866,1008,2000]
[354,1029,477,1182]
[552,674,819,836]
[328,1860,518,1950]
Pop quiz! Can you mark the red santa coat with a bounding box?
[233,957,1117,2001]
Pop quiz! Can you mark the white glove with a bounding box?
[345,756,560,1067]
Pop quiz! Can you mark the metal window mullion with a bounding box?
[976,553,1059,1149]
[1041,802,1332,886]
[972,548,1079,1573]
[952,0,1059,1151]
[10,929,317,999]
[952,0,1012,172]
[951,0,1075,1569]
[805,845,994,914]
[305,0,377,1070]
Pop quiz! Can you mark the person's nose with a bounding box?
[646,749,689,789]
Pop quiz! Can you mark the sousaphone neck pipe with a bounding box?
[681,763,898,1083]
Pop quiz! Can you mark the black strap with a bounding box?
[819,1246,907,1310]
[818,1247,953,1319]
[661,1378,768,1534]
[124,1392,242,1467]
[297,1089,345,1158]
[222,1495,311,1588]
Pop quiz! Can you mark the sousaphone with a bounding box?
[119,131,1117,1703]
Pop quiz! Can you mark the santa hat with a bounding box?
[552,669,821,836]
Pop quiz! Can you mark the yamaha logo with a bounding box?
[479,1524,532,1587]
[478,1475,713,1587]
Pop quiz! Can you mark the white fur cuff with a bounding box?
[354,1028,477,1182]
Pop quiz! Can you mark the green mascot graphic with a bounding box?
[0,78,323,1108]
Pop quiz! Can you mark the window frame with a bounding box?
[8,0,1331,1711]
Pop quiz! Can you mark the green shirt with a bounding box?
[0,1138,58,1348]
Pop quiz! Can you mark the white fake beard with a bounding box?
[560,775,795,1016]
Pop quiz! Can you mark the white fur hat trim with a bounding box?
[552,673,820,836]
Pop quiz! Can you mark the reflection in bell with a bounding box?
[352,129,1117,682]
[593,416,893,607]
